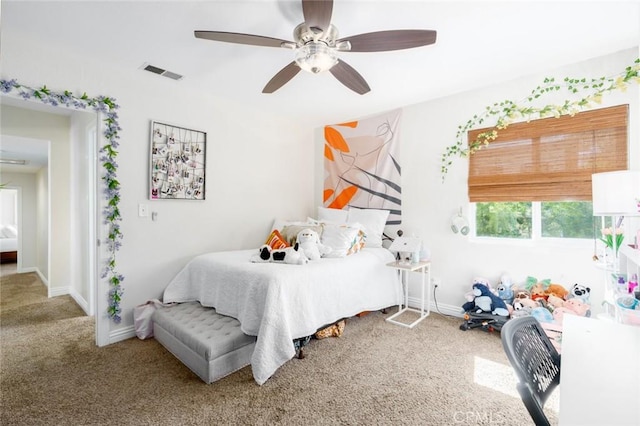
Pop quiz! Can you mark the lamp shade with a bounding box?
[388,237,422,253]
[295,43,337,74]
[592,170,640,216]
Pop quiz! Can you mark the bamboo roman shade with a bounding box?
[468,105,628,202]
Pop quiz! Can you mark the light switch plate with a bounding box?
[138,203,148,217]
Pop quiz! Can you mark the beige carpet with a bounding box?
[0,267,558,425]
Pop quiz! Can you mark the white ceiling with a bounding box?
[0,94,76,174]
[0,134,48,174]
[1,0,639,127]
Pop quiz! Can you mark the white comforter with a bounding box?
[0,237,17,252]
[162,247,400,384]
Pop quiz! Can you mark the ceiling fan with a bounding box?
[194,0,437,95]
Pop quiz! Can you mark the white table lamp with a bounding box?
[592,170,640,216]
[592,170,640,273]
[388,237,422,264]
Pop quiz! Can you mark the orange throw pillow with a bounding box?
[265,230,290,250]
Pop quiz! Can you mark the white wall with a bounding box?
[70,111,97,309]
[315,47,640,316]
[0,189,17,226]
[35,167,48,281]
[1,27,314,338]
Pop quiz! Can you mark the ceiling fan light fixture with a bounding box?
[295,42,337,74]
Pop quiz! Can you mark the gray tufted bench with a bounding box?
[152,301,256,384]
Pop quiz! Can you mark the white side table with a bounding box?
[385,260,431,328]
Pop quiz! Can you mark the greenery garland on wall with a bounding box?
[441,58,640,180]
[0,78,124,323]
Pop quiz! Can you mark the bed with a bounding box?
[0,224,18,264]
[162,244,400,385]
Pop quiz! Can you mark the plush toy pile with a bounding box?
[461,274,592,348]
[462,277,510,317]
[249,228,333,265]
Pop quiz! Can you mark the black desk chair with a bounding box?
[500,316,561,426]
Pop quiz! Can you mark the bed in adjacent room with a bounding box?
[161,207,400,384]
[0,224,18,264]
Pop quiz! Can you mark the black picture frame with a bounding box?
[149,121,206,200]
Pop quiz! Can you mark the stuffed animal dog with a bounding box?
[250,243,308,265]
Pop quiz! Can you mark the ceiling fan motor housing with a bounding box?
[293,23,341,73]
[293,23,339,46]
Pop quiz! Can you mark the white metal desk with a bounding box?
[559,315,640,426]
[385,261,431,328]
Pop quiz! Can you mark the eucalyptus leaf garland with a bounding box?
[441,58,640,180]
[0,79,124,323]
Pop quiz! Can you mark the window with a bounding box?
[469,105,628,240]
[474,201,596,240]
[540,201,594,238]
[475,202,532,238]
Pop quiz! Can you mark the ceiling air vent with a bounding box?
[141,63,184,81]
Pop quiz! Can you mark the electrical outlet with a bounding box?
[432,277,441,288]
[138,203,148,217]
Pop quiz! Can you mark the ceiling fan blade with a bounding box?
[329,60,371,95]
[302,0,333,31]
[195,31,292,48]
[338,30,437,52]
[263,62,302,93]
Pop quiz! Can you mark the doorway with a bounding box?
[0,95,102,343]
[0,188,19,266]
[0,135,49,283]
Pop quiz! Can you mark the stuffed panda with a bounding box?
[567,283,591,304]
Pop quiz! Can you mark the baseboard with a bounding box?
[49,285,69,297]
[109,326,136,344]
[19,267,72,297]
[36,270,49,288]
[69,288,91,315]
[20,267,50,288]
[20,266,47,285]
[407,296,463,318]
[27,268,51,288]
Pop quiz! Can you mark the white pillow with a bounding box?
[270,218,310,233]
[347,207,390,248]
[321,223,363,258]
[0,225,17,238]
[317,207,349,224]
